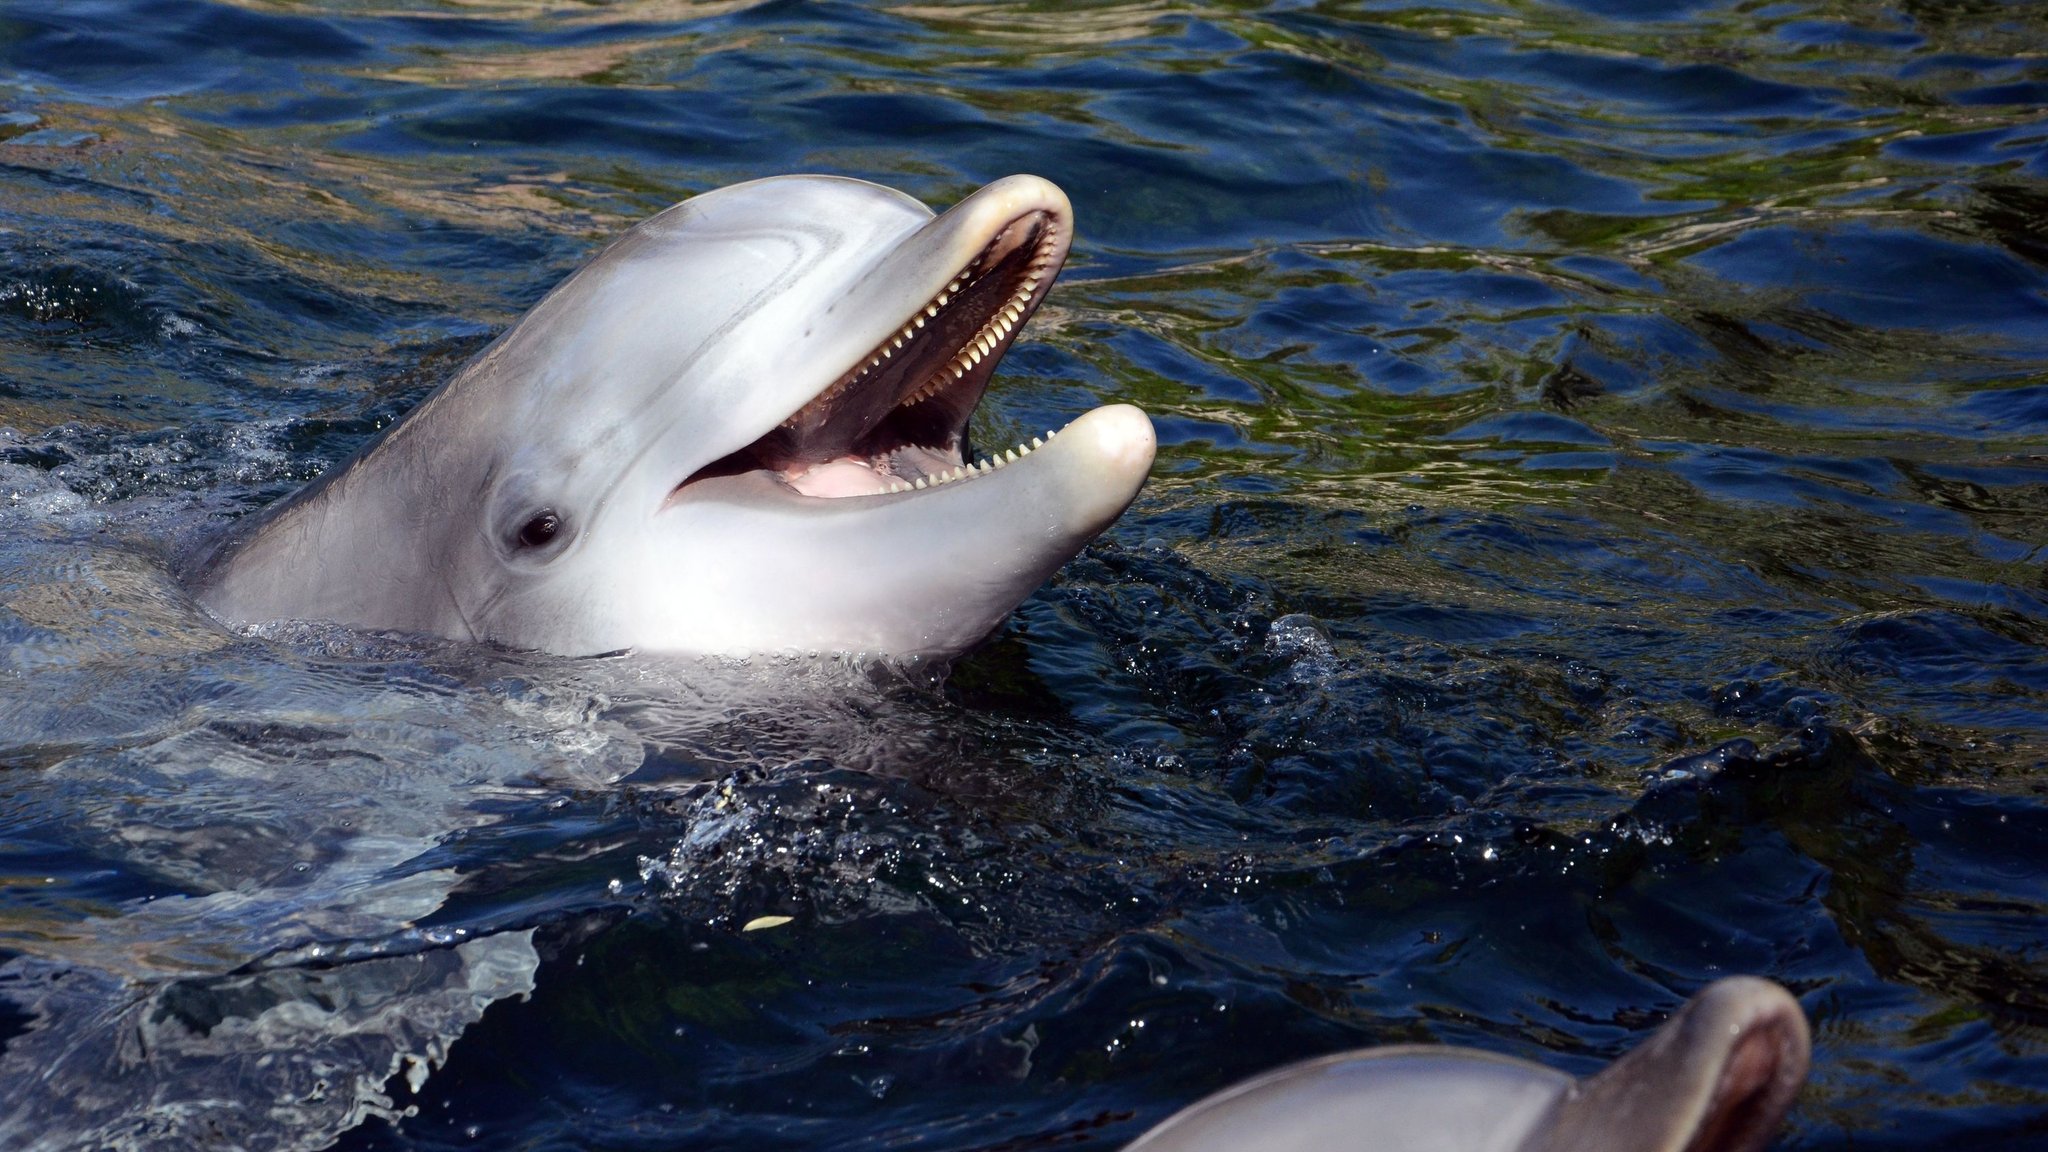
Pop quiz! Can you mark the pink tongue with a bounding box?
[785,457,893,498]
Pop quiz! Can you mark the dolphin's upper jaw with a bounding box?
[672,194,1071,504]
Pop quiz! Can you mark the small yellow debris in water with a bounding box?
[742,915,794,932]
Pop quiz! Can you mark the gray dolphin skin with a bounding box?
[1122,977,1811,1152]
[189,174,1155,658]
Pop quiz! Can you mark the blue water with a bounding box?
[3,1,2046,1149]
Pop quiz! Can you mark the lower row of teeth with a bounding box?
[877,429,1058,495]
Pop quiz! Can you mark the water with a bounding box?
[2,1,2045,1148]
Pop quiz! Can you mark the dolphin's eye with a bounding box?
[515,510,562,549]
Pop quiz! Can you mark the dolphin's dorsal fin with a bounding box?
[1521,977,1811,1152]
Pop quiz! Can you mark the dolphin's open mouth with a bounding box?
[675,200,1070,501]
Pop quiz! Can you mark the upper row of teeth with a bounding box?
[897,261,1050,408]
[876,429,1058,495]
[791,228,1061,428]
[789,271,959,427]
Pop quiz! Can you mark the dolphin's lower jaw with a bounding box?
[642,403,1153,657]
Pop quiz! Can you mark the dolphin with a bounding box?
[188,175,1155,658]
[1123,976,1810,1152]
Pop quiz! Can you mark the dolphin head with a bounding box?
[192,175,1155,658]
[1122,976,1811,1152]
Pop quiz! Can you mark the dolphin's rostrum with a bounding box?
[190,175,1156,657]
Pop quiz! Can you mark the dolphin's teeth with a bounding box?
[1004,448,1019,463]
[1046,429,1057,439]
[914,316,926,329]
[952,364,965,379]
[936,292,949,307]
[914,477,928,490]
[926,304,939,318]
[969,347,982,366]
[882,347,891,359]
[1030,436,1044,449]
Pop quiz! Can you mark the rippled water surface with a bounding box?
[3,1,2046,1149]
